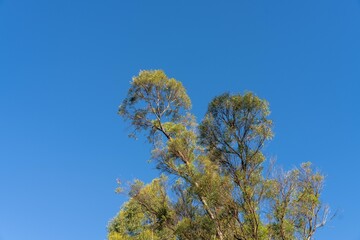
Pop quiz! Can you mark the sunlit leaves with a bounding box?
[109,70,330,240]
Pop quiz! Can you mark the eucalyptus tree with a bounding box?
[108,70,329,240]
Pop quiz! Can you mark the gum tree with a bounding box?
[108,70,330,240]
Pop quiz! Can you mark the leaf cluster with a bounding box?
[109,70,330,240]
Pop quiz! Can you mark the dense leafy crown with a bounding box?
[109,70,330,240]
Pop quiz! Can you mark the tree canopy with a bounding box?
[108,70,330,240]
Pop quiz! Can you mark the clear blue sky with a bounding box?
[0,0,359,239]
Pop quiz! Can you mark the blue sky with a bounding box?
[0,0,359,239]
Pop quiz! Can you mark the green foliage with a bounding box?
[109,70,330,240]
[109,177,176,240]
